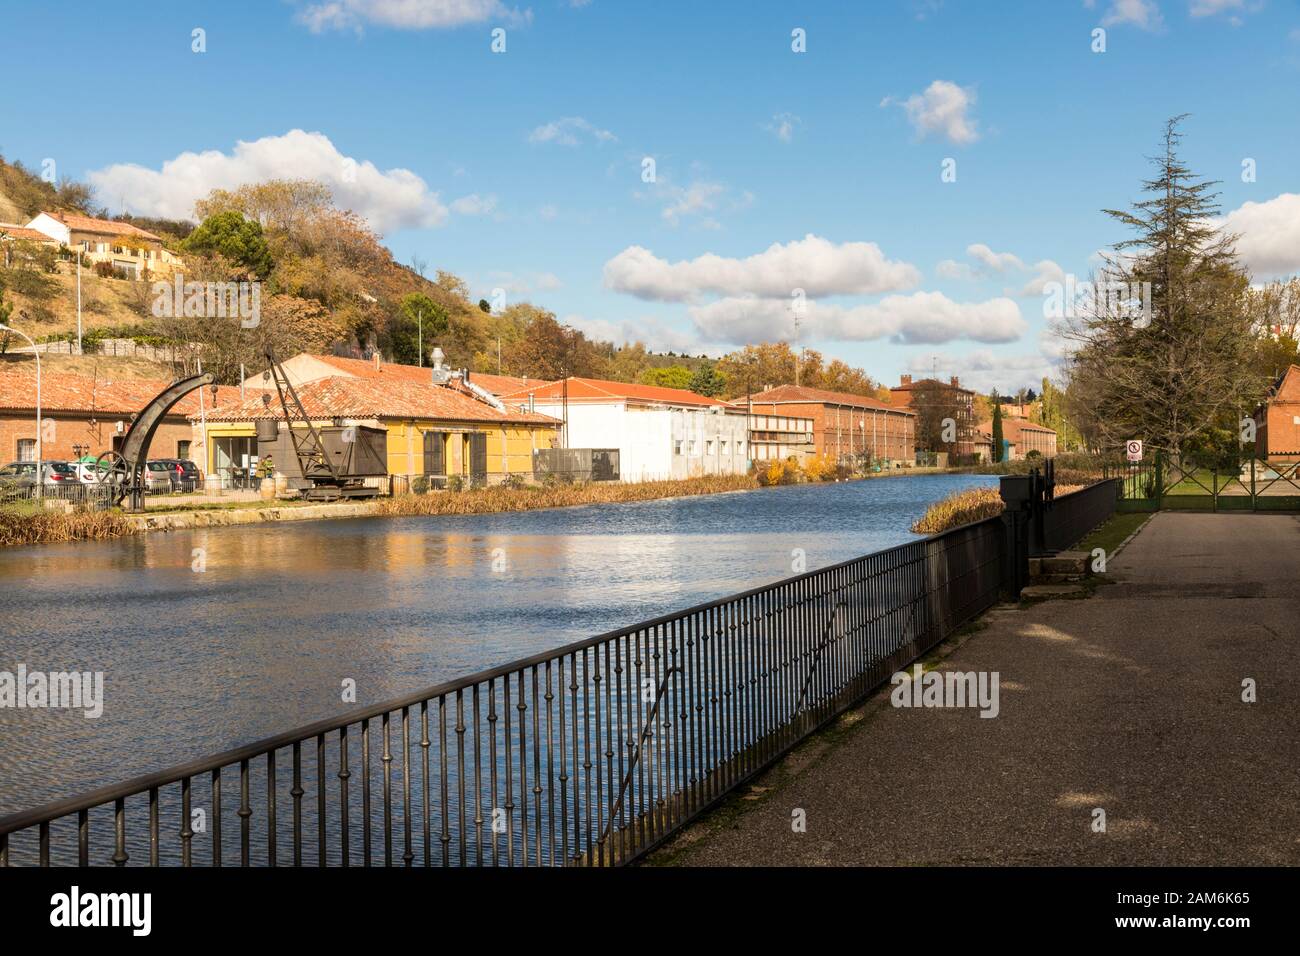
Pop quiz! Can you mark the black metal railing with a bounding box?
[0,516,1004,868]
[1039,478,1119,554]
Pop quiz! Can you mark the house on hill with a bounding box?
[24,211,182,278]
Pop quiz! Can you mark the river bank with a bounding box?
[0,474,760,547]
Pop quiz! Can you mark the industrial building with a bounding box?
[500,377,816,482]
[740,384,915,466]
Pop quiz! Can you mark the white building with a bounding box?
[501,377,759,481]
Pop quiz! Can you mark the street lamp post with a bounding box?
[0,322,41,499]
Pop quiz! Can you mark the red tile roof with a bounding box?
[977,418,1056,440]
[44,212,163,242]
[0,366,241,416]
[742,384,912,414]
[502,376,731,408]
[303,354,531,397]
[0,224,56,242]
[200,375,561,427]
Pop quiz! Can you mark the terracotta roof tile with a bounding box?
[0,224,57,242]
[201,375,561,427]
[743,384,912,414]
[0,366,241,416]
[502,376,731,408]
[305,354,531,397]
[44,212,163,242]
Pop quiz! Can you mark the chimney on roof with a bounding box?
[429,347,453,385]
[950,376,960,388]
[900,374,912,386]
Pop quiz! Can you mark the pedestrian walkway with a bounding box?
[654,512,1300,866]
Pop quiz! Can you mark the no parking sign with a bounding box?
[1126,440,1143,462]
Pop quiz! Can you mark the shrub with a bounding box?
[446,474,464,492]
[910,487,1004,535]
[500,473,526,490]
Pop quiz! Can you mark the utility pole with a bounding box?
[76,252,82,355]
[417,309,423,367]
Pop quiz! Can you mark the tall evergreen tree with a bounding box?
[1065,116,1259,457]
[991,395,1004,463]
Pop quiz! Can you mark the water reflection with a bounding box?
[0,475,997,813]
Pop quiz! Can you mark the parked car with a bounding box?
[0,461,82,496]
[143,460,177,493]
[71,459,112,484]
[161,458,201,492]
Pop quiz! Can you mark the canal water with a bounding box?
[0,474,996,818]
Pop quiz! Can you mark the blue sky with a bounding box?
[2,0,1298,392]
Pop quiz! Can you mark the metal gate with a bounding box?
[1107,452,1300,512]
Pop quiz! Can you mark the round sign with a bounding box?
[1126,440,1143,462]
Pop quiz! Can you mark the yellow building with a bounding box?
[191,374,560,487]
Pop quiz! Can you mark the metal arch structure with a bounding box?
[105,372,215,511]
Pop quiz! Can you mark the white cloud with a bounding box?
[538,204,559,221]
[564,314,708,354]
[884,80,979,145]
[936,259,976,280]
[450,193,499,216]
[528,117,617,146]
[1099,0,1164,30]
[85,129,447,234]
[763,112,801,143]
[603,235,921,302]
[967,243,1026,274]
[1019,259,1067,296]
[296,0,530,32]
[1188,0,1245,18]
[688,292,1027,346]
[1223,192,1300,279]
[659,181,726,226]
[903,347,1057,394]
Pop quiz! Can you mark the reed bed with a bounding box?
[910,486,1005,534]
[372,473,760,517]
[0,504,136,547]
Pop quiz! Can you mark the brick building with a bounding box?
[889,374,977,460]
[1254,364,1300,463]
[740,384,915,464]
[976,417,1057,461]
[0,364,238,467]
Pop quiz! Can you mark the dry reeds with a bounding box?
[0,504,135,547]
[910,486,1004,534]
[372,474,760,517]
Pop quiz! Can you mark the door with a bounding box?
[422,431,445,475]
[468,432,487,484]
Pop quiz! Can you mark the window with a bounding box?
[706,440,714,455]
[674,440,682,455]
[177,440,191,460]
[17,439,36,462]
[689,440,696,455]
[720,440,728,454]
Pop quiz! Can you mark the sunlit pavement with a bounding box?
[657,513,1300,866]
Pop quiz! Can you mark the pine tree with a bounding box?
[1066,115,1260,457]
